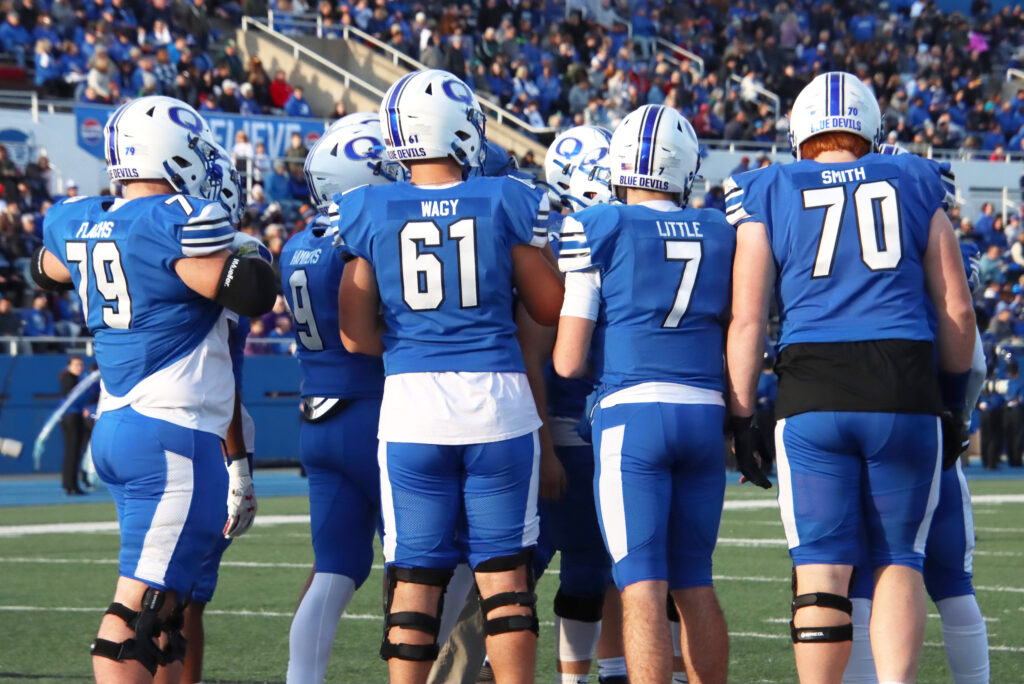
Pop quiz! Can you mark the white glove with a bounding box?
[231,232,274,265]
[223,456,257,538]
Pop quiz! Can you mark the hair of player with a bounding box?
[799,132,871,161]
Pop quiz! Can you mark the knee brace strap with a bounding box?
[475,548,533,573]
[90,589,166,675]
[480,590,537,614]
[484,613,540,636]
[792,592,853,615]
[385,611,442,637]
[553,589,604,622]
[379,640,440,661]
[389,565,454,587]
[790,622,854,643]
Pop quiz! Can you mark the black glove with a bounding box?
[727,415,772,489]
[940,411,969,471]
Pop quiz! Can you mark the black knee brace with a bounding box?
[553,589,604,623]
[476,549,539,637]
[789,568,854,643]
[380,565,454,662]
[90,587,166,675]
[160,601,187,666]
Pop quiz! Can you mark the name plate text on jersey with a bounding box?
[76,221,114,238]
[819,167,867,185]
[289,248,323,266]
[421,199,460,217]
[657,221,703,238]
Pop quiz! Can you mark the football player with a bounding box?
[31,95,276,683]
[842,145,990,684]
[725,72,976,684]
[335,68,563,684]
[553,104,739,684]
[180,146,263,684]
[280,118,398,684]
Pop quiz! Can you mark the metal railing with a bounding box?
[729,73,781,121]
[243,16,385,99]
[653,36,705,77]
[0,335,93,356]
[261,10,556,138]
[1007,68,1024,83]
[0,90,74,121]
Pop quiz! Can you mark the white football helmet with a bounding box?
[788,71,882,160]
[563,164,613,211]
[211,142,242,224]
[304,121,407,213]
[331,112,381,129]
[378,69,486,169]
[544,125,612,205]
[608,105,700,204]
[104,95,221,199]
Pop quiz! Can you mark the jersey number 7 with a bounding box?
[662,240,702,328]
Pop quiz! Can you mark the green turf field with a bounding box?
[1,479,1021,683]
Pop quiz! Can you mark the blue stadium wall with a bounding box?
[0,355,302,475]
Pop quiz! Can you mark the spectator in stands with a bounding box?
[86,51,118,103]
[267,314,293,354]
[217,79,241,112]
[246,57,272,110]
[988,304,1014,341]
[979,369,1007,469]
[22,292,54,344]
[285,131,308,176]
[231,129,254,172]
[269,69,292,108]
[152,47,177,92]
[979,244,1006,285]
[264,160,291,203]
[283,85,312,117]
[33,38,63,96]
[59,355,88,495]
[0,297,20,336]
[244,317,272,355]
[0,11,31,68]
[238,81,261,115]
[17,213,41,259]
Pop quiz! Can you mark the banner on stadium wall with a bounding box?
[75,105,325,161]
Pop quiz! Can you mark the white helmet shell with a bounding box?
[788,71,882,160]
[104,95,220,199]
[330,112,381,129]
[378,69,485,169]
[304,120,407,213]
[564,164,613,211]
[609,105,700,202]
[544,125,612,205]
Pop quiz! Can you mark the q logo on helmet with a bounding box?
[344,136,383,161]
[554,137,583,160]
[442,79,475,106]
[168,106,204,135]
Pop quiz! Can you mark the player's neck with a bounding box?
[810,150,862,163]
[623,188,680,206]
[408,159,464,186]
[121,179,177,200]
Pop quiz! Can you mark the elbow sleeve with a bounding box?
[30,247,73,292]
[214,256,277,317]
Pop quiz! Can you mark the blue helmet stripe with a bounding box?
[386,72,416,147]
[637,107,659,176]
[828,73,841,117]
[106,103,128,166]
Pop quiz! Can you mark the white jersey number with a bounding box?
[805,180,902,278]
[399,218,478,311]
[66,241,132,329]
[287,268,323,351]
[662,240,702,328]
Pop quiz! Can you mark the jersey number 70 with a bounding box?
[805,180,902,278]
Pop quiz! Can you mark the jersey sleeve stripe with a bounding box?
[181,234,235,246]
[725,186,743,200]
[183,216,232,229]
[558,252,593,273]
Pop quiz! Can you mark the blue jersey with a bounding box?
[725,153,948,349]
[42,194,233,397]
[559,203,735,397]
[280,222,384,399]
[334,176,548,375]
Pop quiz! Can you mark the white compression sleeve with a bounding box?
[555,615,601,663]
[560,270,601,321]
[842,598,878,684]
[936,594,990,684]
[286,573,356,684]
